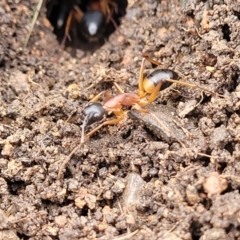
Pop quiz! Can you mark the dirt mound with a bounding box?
[0,0,239,239]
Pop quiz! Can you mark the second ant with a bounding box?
[46,0,127,50]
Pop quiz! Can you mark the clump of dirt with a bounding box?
[0,0,240,239]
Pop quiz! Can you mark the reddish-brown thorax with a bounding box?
[103,93,140,111]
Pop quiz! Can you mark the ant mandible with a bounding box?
[60,0,118,46]
[81,53,221,143]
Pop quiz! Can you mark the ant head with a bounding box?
[83,102,106,126]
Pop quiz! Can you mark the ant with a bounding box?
[81,53,222,142]
[60,0,118,47]
[58,53,224,179]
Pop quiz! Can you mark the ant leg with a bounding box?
[100,0,117,16]
[138,58,147,97]
[101,0,124,37]
[108,0,118,13]
[110,16,121,32]
[142,53,162,67]
[104,90,113,102]
[90,91,105,102]
[60,11,73,48]
[86,117,123,138]
[60,6,84,48]
[148,81,163,103]
[72,5,84,22]
[113,82,125,94]
[90,89,124,103]
[100,0,110,16]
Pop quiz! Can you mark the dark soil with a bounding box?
[0,0,240,239]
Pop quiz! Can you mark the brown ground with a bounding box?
[0,0,240,239]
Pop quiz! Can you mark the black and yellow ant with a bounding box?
[58,53,223,179]
[81,53,221,142]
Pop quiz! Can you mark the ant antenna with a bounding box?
[81,114,90,143]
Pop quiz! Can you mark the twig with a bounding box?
[24,0,44,48]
